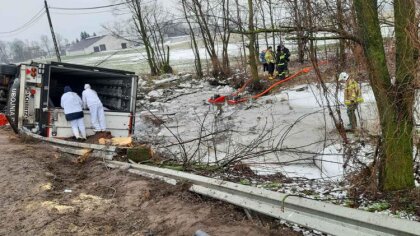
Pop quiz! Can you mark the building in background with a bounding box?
[66,35,133,56]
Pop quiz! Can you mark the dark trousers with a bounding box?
[262,63,268,72]
[347,103,358,129]
[267,63,275,76]
[276,62,288,79]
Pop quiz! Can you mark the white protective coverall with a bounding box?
[82,84,106,131]
[60,90,86,139]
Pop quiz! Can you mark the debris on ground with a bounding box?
[133,69,419,222]
[0,129,300,235]
[99,136,133,147]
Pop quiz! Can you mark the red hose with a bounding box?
[228,61,327,104]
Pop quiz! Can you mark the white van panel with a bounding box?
[47,109,133,138]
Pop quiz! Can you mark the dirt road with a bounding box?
[0,128,298,235]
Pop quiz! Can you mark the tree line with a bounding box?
[0,35,66,63]
[0,31,99,63]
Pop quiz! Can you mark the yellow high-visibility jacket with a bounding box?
[345,79,364,106]
[265,50,275,64]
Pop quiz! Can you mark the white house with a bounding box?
[66,35,133,56]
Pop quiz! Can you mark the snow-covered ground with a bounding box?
[134,75,420,222]
[59,36,335,73]
[135,76,379,181]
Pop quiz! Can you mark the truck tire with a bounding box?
[0,64,17,76]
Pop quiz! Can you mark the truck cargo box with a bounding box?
[5,62,138,138]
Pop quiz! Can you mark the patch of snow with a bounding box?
[154,76,180,85]
[147,89,164,98]
[136,82,380,181]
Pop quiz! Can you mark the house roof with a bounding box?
[67,35,105,52]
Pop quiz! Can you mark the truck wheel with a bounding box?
[0,64,17,76]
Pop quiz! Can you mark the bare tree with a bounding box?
[111,0,174,75]
[247,0,259,81]
[10,39,25,62]
[181,0,203,78]
[40,35,52,58]
[219,0,231,75]
[189,0,225,78]
[0,41,10,63]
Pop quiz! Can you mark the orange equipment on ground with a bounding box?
[208,61,327,105]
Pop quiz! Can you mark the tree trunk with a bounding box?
[131,0,158,76]
[191,0,224,78]
[210,54,223,77]
[258,0,269,48]
[221,0,231,75]
[293,0,305,63]
[354,0,415,191]
[181,0,203,78]
[336,0,346,68]
[248,0,259,81]
[235,0,247,72]
[268,0,275,48]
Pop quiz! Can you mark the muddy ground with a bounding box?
[0,127,299,236]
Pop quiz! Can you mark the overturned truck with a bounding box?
[3,62,138,138]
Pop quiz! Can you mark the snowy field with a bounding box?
[57,36,334,74]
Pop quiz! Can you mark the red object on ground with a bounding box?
[208,95,226,104]
[0,114,8,126]
[227,99,242,105]
[209,60,328,105]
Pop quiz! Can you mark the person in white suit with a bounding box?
[61,86,86,140]
[82,84,106,132]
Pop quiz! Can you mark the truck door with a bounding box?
[5,78,20,133]
[6,64,43,133]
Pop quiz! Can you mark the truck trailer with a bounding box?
[2,62,138,138]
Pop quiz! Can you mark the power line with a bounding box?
[50,2,126,11]
[44,0,61,62]
[50,7,130,16]
[0,8,45,35]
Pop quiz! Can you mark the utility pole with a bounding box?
[44,0,61,62]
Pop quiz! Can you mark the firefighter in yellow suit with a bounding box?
[264,46,276,79]
[340,72,364,130]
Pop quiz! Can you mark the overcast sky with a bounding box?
[0,0,134,43]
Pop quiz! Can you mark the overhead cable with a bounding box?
[50,2,126,11]
[0,8,45,35]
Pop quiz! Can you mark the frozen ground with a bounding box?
[133,75,419,222]
[134,75,379,181]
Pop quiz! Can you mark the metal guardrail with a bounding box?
[21,128,116,160]
[105,161,420,236]
[21,128,420,236]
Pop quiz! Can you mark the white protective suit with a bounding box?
[60,90,86,139]
[82,84,106,131]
